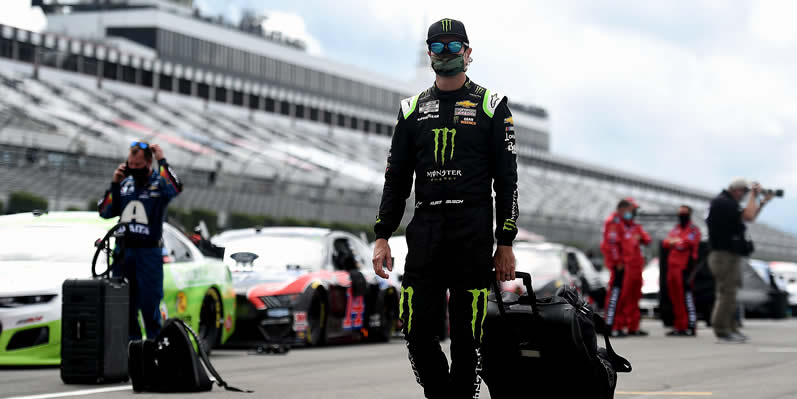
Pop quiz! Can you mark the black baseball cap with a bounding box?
[426,18,469,46]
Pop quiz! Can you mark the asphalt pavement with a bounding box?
[2,319,797,399]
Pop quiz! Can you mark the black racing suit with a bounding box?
[375,77,519,398]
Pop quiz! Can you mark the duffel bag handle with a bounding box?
[515,272,537,304]
[492,271,538,316]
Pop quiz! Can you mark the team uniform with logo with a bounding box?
[98,159,183,339]
[600,212,626,330]
[663,222,701,333]
[616,222,651,334]
[375,78,519,398]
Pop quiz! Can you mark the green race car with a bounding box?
[0,211,236,366]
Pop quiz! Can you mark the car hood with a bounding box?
[232,268,310,295]
[0,261,89,296]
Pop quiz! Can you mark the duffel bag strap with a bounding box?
[592,313,632,373]
[91,222,127,278]
[175,319,253,393]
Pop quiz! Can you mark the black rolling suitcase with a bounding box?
[60,224,130,384]
[481,272,631,399]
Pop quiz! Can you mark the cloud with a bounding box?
[0,0,46,32]
[197,0,796,233]
[261,11,323,56]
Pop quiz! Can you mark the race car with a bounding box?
[769,261,797,313]
[0,211,236,366]
[213,227,399,347]
[502,242,582,298]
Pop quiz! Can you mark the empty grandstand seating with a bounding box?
[1,58,795,261]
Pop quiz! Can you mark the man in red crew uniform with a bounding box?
[600,199,634,334]
[616,197,651,337]
[663,205,701,336]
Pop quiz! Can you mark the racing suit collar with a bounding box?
[432,76,472,99]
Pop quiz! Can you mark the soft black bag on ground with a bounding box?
[128,318,251,393]
[61,224,129,384]
[481,272,631,399]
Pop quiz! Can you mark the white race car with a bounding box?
[0,212,237,366]
[769,261,797,311]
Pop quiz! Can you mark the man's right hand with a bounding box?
[112,163,126,183]
[372,238,392,280]
[751,182,762,196]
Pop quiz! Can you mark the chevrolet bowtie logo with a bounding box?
[455,100,477,108]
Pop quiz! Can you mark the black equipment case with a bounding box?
[60,224,130,384]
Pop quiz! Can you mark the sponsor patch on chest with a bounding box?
[419,100,439,114]
[459,117,477,125]
[455,107,477,117]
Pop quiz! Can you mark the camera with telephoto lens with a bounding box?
[762,188,784,198]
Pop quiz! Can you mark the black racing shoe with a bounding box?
[666,330,693,337]
[627,329,649,337]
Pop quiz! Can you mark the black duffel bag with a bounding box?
[481,272,631,399]
[128,318,251,393]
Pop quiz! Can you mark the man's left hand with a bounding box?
[494,245,516,282]
[151,144,165,161]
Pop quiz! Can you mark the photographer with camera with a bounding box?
[98,141,183,340]
[706,178,775,343]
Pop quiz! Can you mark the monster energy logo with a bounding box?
[432,127,456,165]
[399,286,414,333]
[502,219,517,231]
[441,18,453,32]
[467,288,488,342]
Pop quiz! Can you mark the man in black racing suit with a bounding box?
[372,18,519,399]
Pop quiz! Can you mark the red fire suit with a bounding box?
[616,221,651,332]
[600,212,626,329]
[663,222,701,331]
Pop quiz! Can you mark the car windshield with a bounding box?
[223,235,325,271]
[0,224,110,263]
[515,248,563,277]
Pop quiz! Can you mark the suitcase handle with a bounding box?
[92,223,127,278]
[492,271,538,316]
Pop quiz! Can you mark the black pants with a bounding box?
[399,207,494,399]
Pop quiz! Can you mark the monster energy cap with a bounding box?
[427,18,469,46]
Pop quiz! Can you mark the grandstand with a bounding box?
[0,4,795,261]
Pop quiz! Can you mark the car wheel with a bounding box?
[198,288,223,354]
[306,290,327,346]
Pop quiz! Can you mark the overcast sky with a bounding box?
[2,0,795,235]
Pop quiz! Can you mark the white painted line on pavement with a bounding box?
[616,393,712,396]
[758,347,797,353]
[3,385,131,399]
